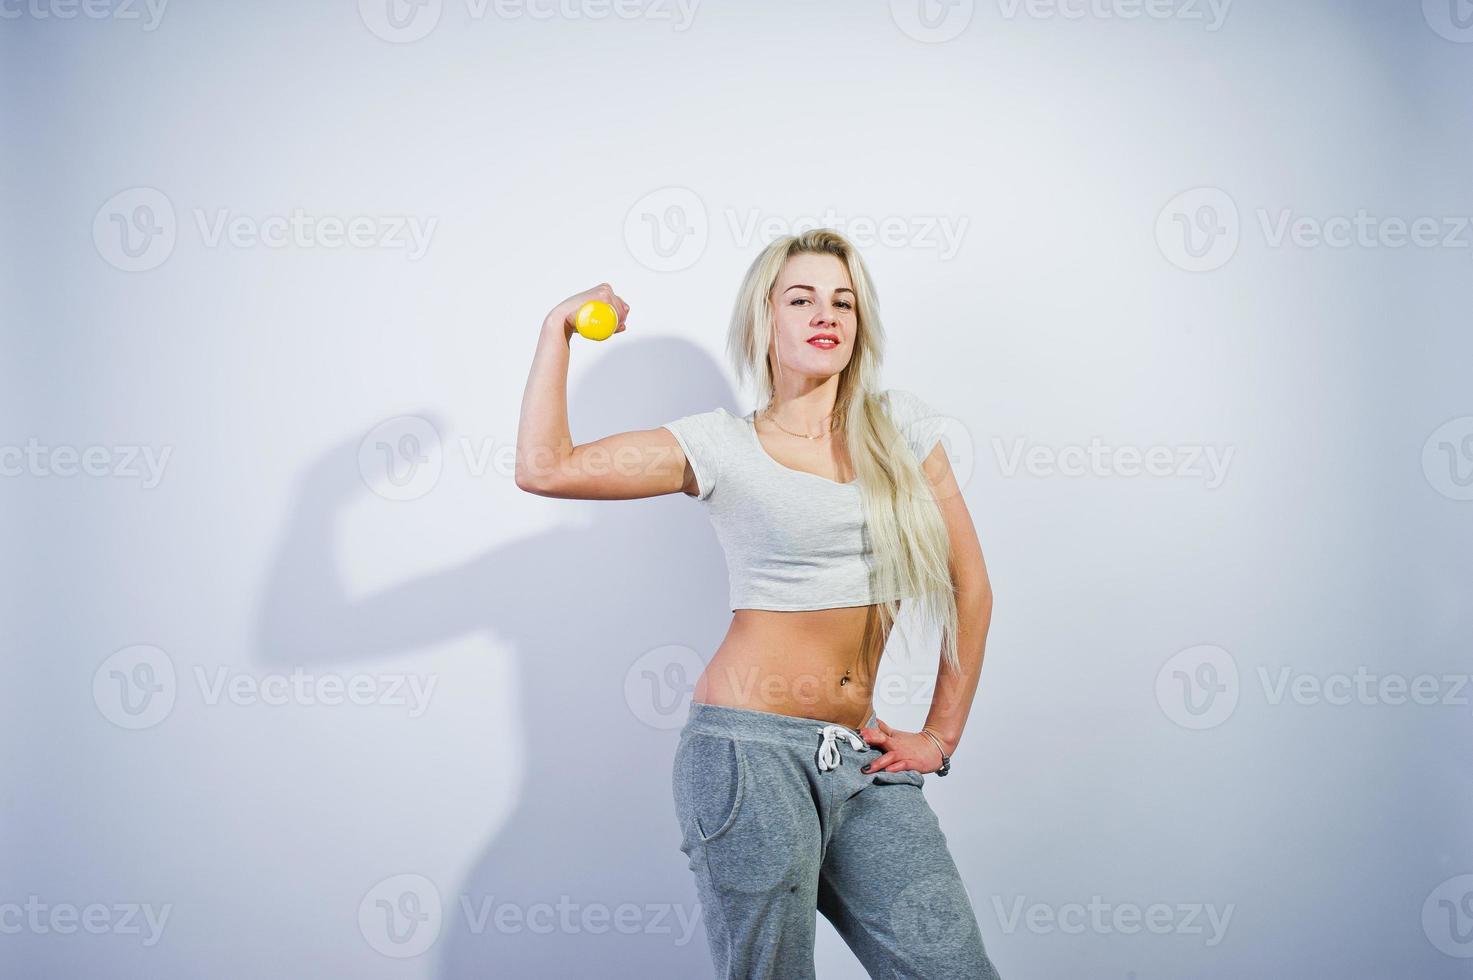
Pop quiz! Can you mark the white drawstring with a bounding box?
[815,724,868,772]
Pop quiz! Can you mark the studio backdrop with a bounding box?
[5,1,1471,977]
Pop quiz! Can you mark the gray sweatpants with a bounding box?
[672,701,1003,979]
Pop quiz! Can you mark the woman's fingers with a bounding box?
[592,283,630,326]
[863,754,920,773]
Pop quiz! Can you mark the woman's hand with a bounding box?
[545,283,630,342]
[858,718,950,775]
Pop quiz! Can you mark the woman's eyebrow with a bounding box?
[782,284,857,296]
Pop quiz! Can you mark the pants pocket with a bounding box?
[673,731,747,845]
[869,767,925,788]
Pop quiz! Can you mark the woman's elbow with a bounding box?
[958,574,993,610]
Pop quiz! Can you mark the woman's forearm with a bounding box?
[515,315,576,491]
[923,582,992,756]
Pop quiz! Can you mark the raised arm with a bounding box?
[515,283,696,501]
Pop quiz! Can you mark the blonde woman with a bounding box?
[516,229,1001,979]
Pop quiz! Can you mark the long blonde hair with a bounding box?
[724,229,961,678]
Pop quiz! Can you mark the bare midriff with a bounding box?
[690,604,894,731]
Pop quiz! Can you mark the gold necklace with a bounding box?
[759,405,836,440]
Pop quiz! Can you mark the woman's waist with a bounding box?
[696,631,882,730]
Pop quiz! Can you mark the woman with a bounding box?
[515,229,1001,979]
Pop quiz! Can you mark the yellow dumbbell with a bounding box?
[573,300,619,341]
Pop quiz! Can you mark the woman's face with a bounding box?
[768,252,857,382]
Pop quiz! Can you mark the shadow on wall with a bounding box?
[255,337,736,978]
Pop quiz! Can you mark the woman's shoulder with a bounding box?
[666,404,740,426]
[877,387,947,461]
[878,387,939,420]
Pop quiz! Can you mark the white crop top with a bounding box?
[660,388,948,612]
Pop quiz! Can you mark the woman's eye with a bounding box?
[791,298,853,310]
